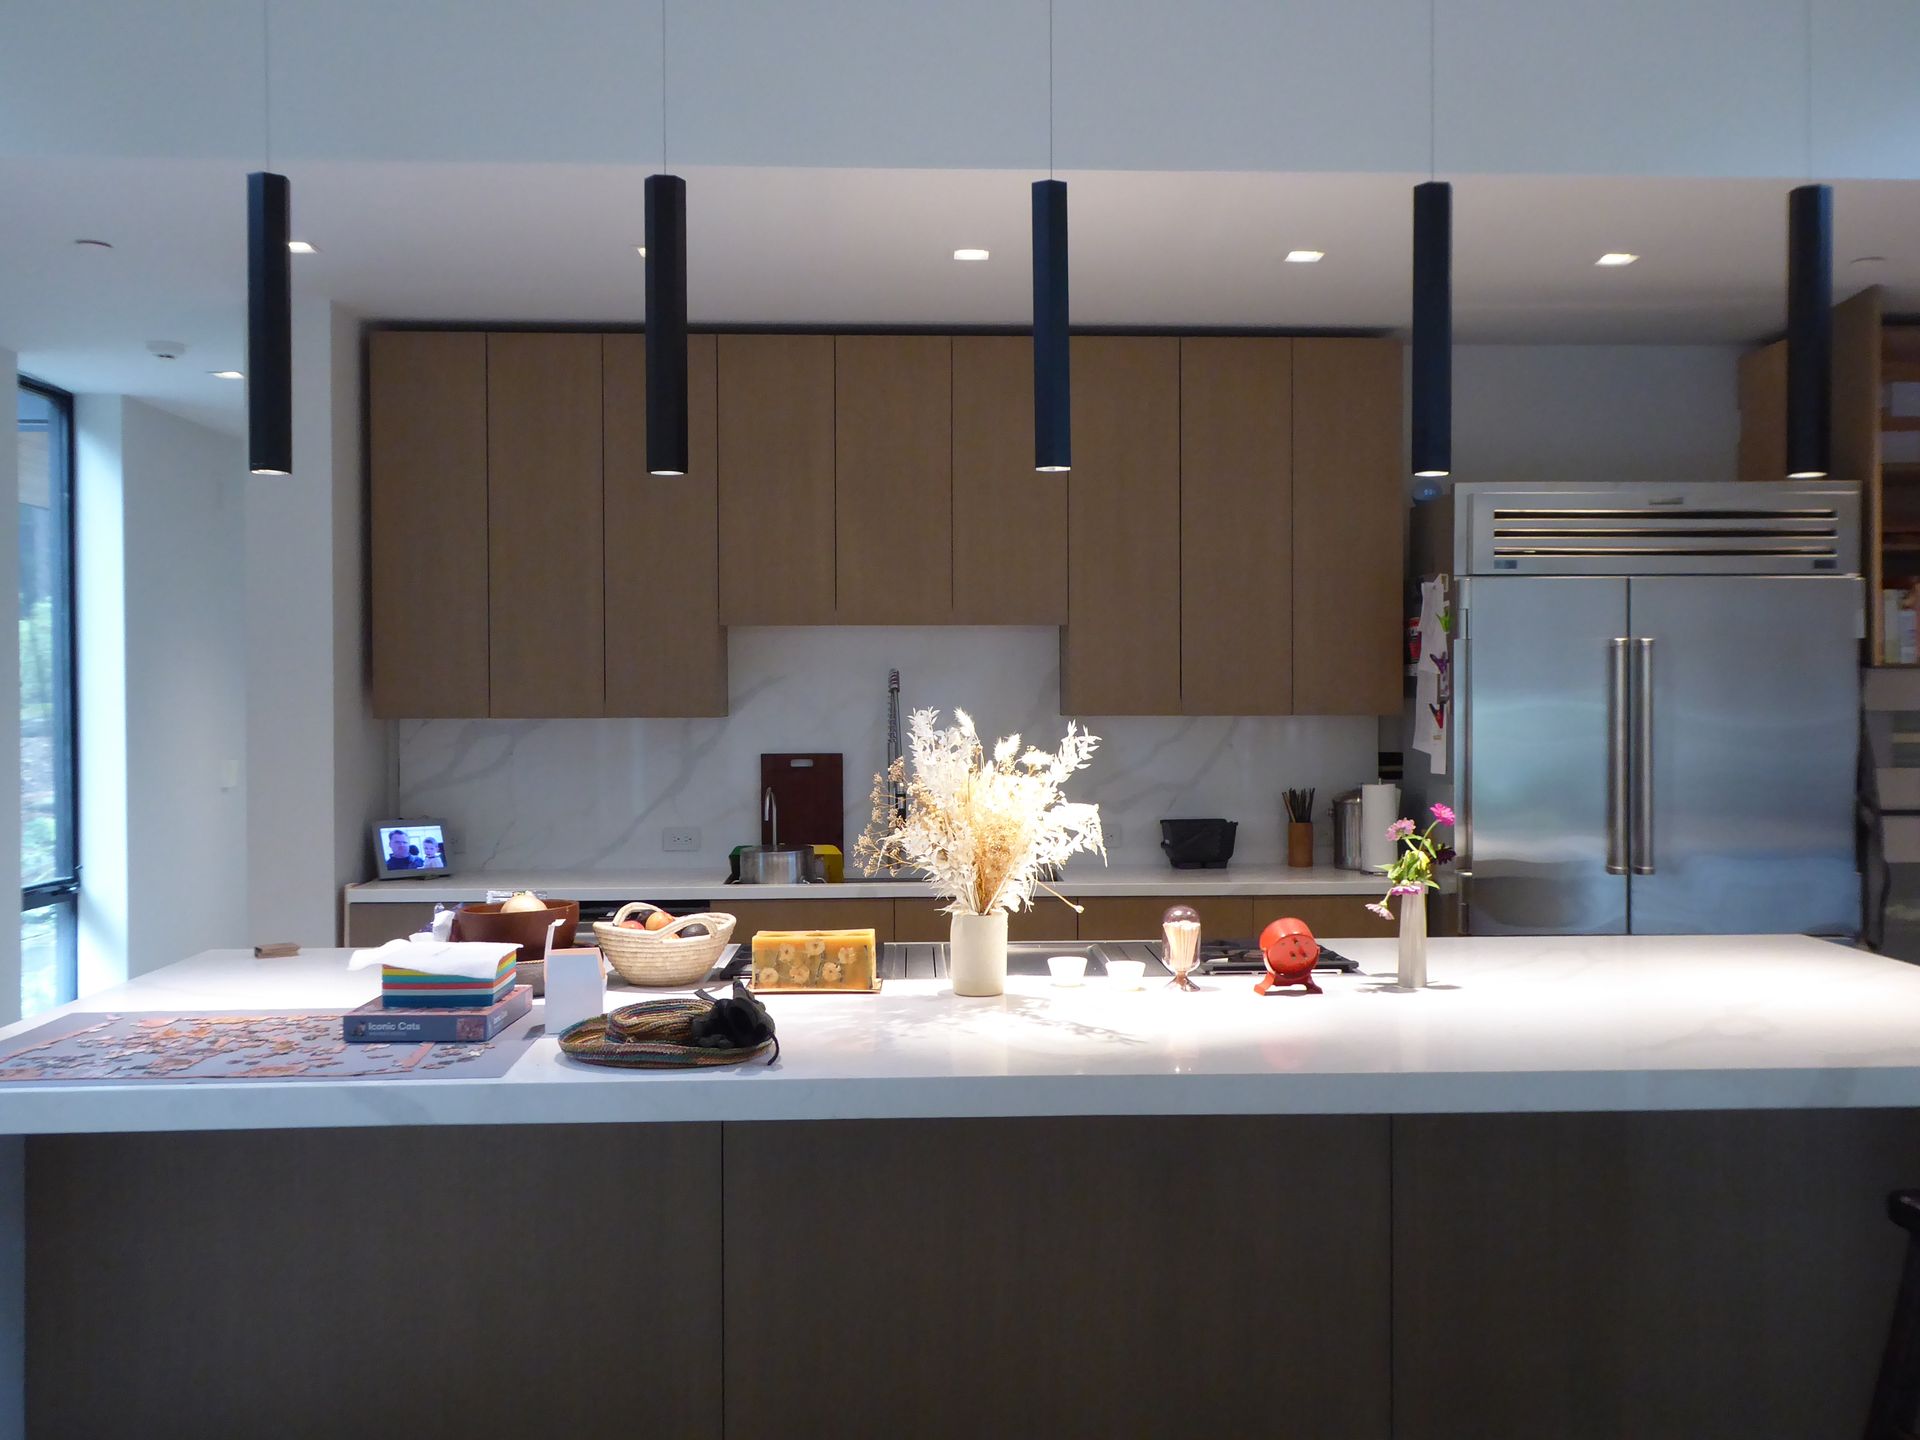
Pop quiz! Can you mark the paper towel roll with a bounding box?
[1360,783,1403,873]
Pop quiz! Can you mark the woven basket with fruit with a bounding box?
[594,902,736,988]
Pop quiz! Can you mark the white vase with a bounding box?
[1397,890,1428,989]
[950,911,1009,997]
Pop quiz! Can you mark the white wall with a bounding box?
[120,402,248,973]
[77,397,249,982]
[246,298,388,945]
[399,627,1379,876]
[1453,343,1740,486]
[0,348,18,1029]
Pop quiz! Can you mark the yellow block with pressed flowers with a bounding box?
[749,928,877,991]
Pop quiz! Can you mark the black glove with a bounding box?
[690,982,779,1063]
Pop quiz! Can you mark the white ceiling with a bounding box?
[5,2,1920,433]
[5,159,1920,434]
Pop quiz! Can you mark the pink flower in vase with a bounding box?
[1387,818,1417,840]
[1390,883,1425,896]
[1366,902,1394,920]
[1430,802,1456,826]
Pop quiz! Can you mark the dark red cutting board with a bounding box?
[759,753,844,852]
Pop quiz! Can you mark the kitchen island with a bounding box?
[6,934,1917,1438]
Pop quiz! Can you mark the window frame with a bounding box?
[18,374,79,1009]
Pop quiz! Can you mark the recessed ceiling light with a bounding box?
[954,248,990,261]
[1595,252,1639,266]
[635,245,647,257]
[287,240,316,254]
[73,238,113,250]
[209,370,245,380]
[1285,250,1325,263]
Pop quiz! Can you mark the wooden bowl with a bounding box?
[450,900,582,962]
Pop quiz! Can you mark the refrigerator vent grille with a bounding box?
[1487,507,1842,563]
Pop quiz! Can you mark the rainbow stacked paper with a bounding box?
[381,954,516,1009]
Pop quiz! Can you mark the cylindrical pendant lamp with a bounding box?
[247,170,292,476]
[645,172,688,476]
[1411,180,1452,479]
[1785,182,1832,479]
[1032,177,1070,473]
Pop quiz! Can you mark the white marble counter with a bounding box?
[2,935,1918,1134]
[342,862,1386,904]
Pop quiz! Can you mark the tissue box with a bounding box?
[749,929,878,991]
[382,955,517,1009]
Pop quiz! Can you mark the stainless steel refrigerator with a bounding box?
[1448,481,1862,936]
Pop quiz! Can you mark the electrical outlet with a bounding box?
[662,827,701,853]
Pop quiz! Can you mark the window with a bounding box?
[18,378,76,1018]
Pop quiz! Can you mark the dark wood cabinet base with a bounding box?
[28,1109,1915,1437]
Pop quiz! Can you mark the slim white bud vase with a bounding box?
[1397,891,1428,989]
[950,911,1009,997]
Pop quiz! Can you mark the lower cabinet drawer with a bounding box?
[716,899,897,945]
[1073,895,1255,940]
[893,899,1067,943]
[343,902,436,948]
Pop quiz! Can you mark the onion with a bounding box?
[500,891,546,914]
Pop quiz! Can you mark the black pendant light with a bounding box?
[1032,0,1070,472]
[1785,184,1832,478]
[1410,0,1450,480]
[247,169,292,475]
[247,1,291,475]
[645,0,688,476]
[645,173,688,476]
[1033,178,1070,473]
[1784,0,1831,479]
[1411,181,1452,479]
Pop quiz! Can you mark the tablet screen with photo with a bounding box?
[374,822,450,878]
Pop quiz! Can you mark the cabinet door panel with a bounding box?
[836,335,952,623]
[487,333,604,717]
[1293,338,1404,716]
[1061,337,1182,715]
[717,899,897,948]
[953,336,1067,623]
[603,333,727,715]
[1073,895,1254,941]
[717,334,836,624]
[369,331,490,718]
[1181,337,1292,714]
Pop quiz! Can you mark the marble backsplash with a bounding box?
[397,627,1382,877]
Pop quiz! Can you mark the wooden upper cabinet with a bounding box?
[952,336,1067,624]
[835,335,952,623]
[1180,337,1293,714]
[1737,341,1788,485]
[602,333,728,716]
[487,333,604,717]
[1061,336,1182,716]
[369,331,490,718]
[1292,338,1405,716]
[717,334,837,624]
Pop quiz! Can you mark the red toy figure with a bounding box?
[1256,917,1322,995]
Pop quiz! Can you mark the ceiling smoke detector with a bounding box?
[146,340,188,360]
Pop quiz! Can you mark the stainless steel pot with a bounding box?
[734,845,815,885]
[1332,792,1365,870]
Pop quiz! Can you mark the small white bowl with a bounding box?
[1047,955,1087,986]
[1106,959,1146,990]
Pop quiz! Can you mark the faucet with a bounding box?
[763,787,779,849]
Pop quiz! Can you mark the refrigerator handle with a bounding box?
[1607,638,1630,875]
[1632,637,1655,875]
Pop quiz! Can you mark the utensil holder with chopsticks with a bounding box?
[1284,788,1316,869]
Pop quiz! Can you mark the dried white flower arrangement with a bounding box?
[856,709,1106,917]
